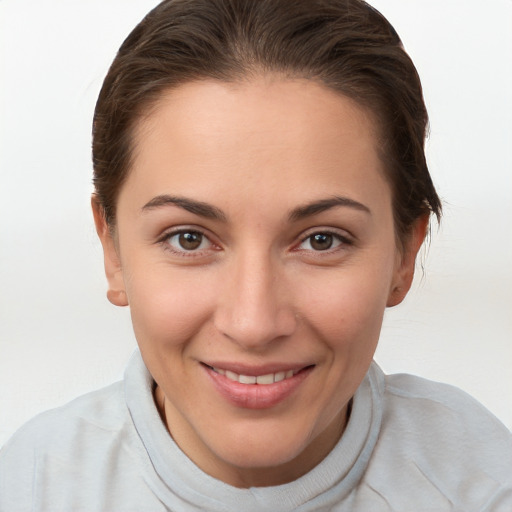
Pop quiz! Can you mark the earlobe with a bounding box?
[106,289,128,307]
[387,215,430,307]
[91,196,129,307]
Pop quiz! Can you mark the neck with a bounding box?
[153,385,350,488]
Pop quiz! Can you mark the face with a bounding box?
[94,76,425,487]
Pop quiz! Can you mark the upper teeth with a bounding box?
[213,367,296,385]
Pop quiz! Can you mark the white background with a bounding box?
[0,0,511,447]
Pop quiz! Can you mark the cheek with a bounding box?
[294,255,395,361]
[302,271,390,333]
[124,266,215,350]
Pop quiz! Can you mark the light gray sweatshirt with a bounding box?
[1,351,511,511]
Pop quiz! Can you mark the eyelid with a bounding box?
[157,225,220,256]
[293,227,354,252]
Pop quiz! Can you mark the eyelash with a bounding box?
[157,227,353,257]
[295,230,353,254]
[157,228,217,257]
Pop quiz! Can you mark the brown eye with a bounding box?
[166,231,209,252]
[297,231,347,252]
[309,233,333,251]
[179,232,202,250]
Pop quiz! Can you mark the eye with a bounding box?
[298,232,347,251]
[165,230,212,252]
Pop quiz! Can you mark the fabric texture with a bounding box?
[1,350,511,512]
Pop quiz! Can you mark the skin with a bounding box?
[93,76,427,488]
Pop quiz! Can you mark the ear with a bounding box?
[387,215,430,307]
[91,196,128,307]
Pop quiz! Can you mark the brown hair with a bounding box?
[92,0,441,242]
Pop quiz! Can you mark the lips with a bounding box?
[209,365,297,385]
[202,362,314,409]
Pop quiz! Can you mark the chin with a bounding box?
[206,418,319,471]
[224,442,303,469]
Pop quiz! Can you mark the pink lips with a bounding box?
[202,363,314,409]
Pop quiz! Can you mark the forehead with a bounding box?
[122,76,390,217]
[136,75,379,154]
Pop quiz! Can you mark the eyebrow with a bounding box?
[288,196,371,221]
[141,194,370,223]
[141,195,227,221]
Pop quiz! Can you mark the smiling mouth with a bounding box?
[203,364,312,385]
[202,363,315,409]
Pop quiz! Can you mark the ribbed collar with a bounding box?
[125,350,384,512]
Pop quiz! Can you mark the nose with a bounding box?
[213,249,297,350]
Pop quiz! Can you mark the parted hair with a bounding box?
[92,0,441,243]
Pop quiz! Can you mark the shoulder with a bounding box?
[0,381,132,508]
[382,371,511,443]
[365,369,512,510]
[2,380,127,451]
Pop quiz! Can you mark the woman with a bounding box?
[1,0,510,510]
